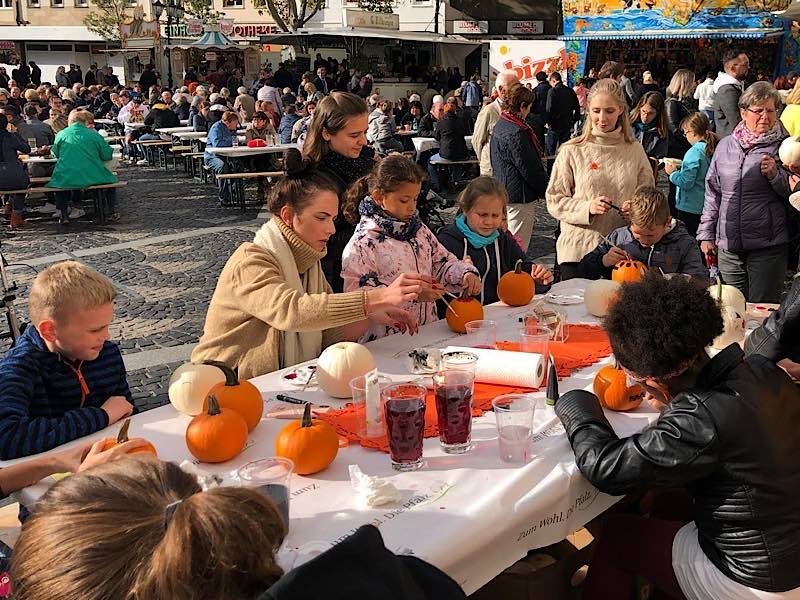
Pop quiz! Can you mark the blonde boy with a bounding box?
[0,261,133,459]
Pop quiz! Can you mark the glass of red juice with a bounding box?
[433,370,474,454]
[382,383,427,471]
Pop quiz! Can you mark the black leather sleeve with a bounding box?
[556,390,720,496]
[745,277,800,363]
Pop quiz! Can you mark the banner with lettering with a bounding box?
[489,40,568,85]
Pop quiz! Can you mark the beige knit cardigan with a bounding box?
[545,127,654,264]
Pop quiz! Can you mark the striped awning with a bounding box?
[191,30,237,49]
[559,27,785,40]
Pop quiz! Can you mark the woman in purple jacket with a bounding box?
[697,82,792,302]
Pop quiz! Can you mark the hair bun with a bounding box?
[283,148,311,179]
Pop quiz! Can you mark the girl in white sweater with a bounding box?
[546,79,654,280]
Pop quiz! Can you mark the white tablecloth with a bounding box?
[205,143,298,158]
[156,126,193,134]
[2,280,661,594]
[412,135,473,155]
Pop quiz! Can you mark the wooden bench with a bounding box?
[131,140,173,167]
[184,152,205,178]
[4,182,127,223]
[215,171,284,211]
[428,156,479,192]
[165,145,193,170]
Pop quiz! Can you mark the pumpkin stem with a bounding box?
[514,259,523,274]
[301,402,313,427]
[207,394,222,416]
[116,418,131,444]
[715,276,722,304]
[202,360,239,386]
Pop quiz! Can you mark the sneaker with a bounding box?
[68,207,86,219]
[33,202,59,214]
[136,159,149,166]
[58,216,70,225]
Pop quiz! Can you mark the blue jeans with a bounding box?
[138,133,161,141]
[204,154,231,202]
[702,109,715,132]
[55,189,117,217]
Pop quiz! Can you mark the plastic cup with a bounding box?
[238,457,294,526]
[492,394,545,464]
[465,319,497,349]
[382,383,427,471]
[349,374,392,438]
[433,370,474,454]
[519,324,550,384]
[440,350,478,374]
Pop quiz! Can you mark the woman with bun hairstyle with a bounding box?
[546,78,654,280]
[192,149,428,379]
[303,91,376,292]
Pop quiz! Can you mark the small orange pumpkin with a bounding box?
[611,259,647,283]
[100,418,158,456]
[497,259,535,306]
[186,394,249,463]
[275,402,339,475]
[203,361,263,431]
[445,296,484,333]
[593,363,645,411]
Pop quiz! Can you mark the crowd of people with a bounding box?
[0,50,799,599]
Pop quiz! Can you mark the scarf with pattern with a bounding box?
[358,195,422,242]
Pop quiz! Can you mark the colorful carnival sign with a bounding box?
[488,41,569,84]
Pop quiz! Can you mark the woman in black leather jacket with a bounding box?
[555,274,800,598]
[745,275,800,378]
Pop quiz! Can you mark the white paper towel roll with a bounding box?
[443,346,544,388]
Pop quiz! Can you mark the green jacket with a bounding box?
[46,123,117,190]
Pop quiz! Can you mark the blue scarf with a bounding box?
[359,196,422,242]
[455,214,499,249]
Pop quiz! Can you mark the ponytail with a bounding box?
[702,129,719,158]
[343,174,371,225]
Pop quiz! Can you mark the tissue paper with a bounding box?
[349,465,401,507]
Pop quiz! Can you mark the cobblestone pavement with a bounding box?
[0,162,558,411]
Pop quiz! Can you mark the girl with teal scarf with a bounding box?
[437,177,553,308]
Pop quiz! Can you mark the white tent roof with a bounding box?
[260,27,476,45]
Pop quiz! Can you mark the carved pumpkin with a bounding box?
[497,259,535,306]
[584,279,621,317]
[611,259,647,283]
[445,296,484,333]
[593,363,645,411]
[168,362,226,416]
[203,361,263,431]
[275,402,339,475]
[316,342,376,398]
[712,306,746,350]
[100,418,158,456]
[709,277,746,317]
[186,394,248,463]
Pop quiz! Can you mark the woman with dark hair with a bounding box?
[303,91,376,292]
[555,274,800,600]
[0,112,30,230]
[193,149,425,378]
[630,90,669,175]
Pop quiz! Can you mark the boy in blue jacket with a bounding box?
[578,186,707,281]
[278,104,300,144]
[0,261,134,459]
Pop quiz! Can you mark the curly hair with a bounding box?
[603,273,723,379]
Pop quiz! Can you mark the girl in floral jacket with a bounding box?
[342,154,481,341]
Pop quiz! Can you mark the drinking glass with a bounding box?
[432,370,474,454]
[237,457,294,526]
[492,394,545,464]
[465,319,497,349]
[519,325,550,384]
[349,374,392,438]
[440,350,478,374]
[382,383,427,471]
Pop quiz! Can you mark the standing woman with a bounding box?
[630,91,669,177]
[697,82,791,303]
[546,79,653,280]
[490,83,548,252]
[664,69,698,215]
[0,113,30,230]
[303,91,375,292]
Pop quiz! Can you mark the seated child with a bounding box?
[577,185,706,281]
[438,176,553,308]
[0,261,134,459]
[341,154,481,341]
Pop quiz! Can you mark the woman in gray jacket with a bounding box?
[697,82,792,302]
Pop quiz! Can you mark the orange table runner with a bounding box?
[318,324,612,453]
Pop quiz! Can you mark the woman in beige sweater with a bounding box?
[546,79,654,280]
[192,150,427,379]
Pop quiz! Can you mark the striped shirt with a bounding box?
[0,325,134,459]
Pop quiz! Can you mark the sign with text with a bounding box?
[452,20,488,34]
[344,8,400,30]
[507,20,544,35]
[489,40,566,85]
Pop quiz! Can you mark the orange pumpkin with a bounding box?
[611,259,647,283]
[275,402,339,475]
[99,418,158,456]
[186,394,248,463]
[203,361,263,431]
[593,363,645,411]
[497,259,535,306]
[445,296,484,333]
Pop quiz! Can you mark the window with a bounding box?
[26,43,48,51]
[222,0,243,6]
[75,43,89,52]
[50,43,72,51]
[27,0,40,7]
[74,0,88,6]
[0,0,12,8]
[50,0,64,7]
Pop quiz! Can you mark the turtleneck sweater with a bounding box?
[545,126,654,264]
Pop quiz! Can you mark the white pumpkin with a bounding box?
[708,278,746,317]
[316,342,376,398]
[584,279,621,317]
[712,306,746,350]
[168,363,226,415]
